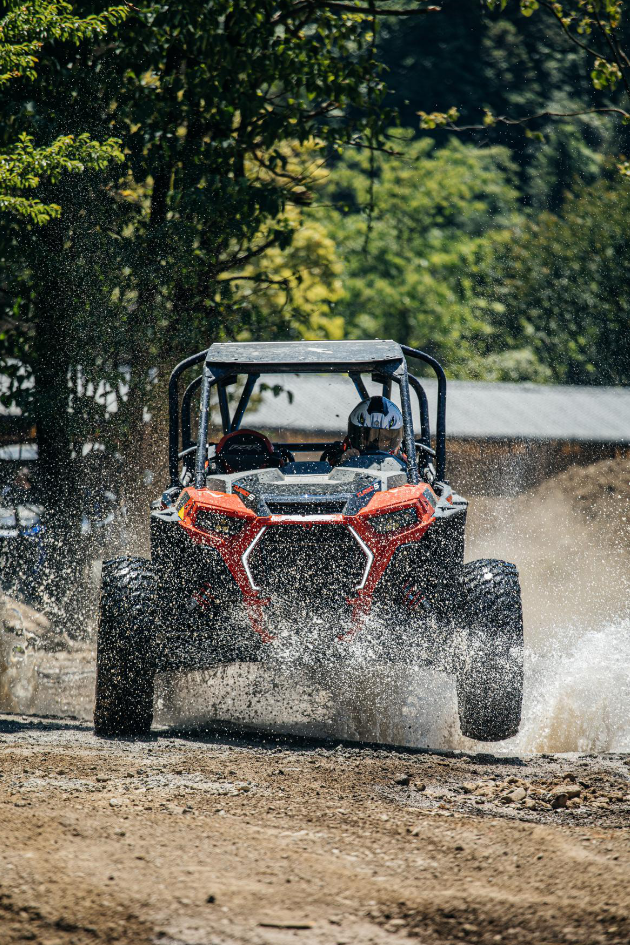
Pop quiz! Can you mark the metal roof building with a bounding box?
[242,374,630,444]
[2,365,628,494]
[241,374,630,495]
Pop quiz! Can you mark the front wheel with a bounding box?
[456,558,524,742]
[94,556,159,738]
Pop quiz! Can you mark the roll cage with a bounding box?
[167,341,447,490]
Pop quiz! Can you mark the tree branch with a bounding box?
[253,151,327,190]
[217,275,291,287]
[346,135,404,155]
[537,0,614,63]
[450,106,630,132]
[218,236,279,272]
[271,1,440,24]
[315,1,440,14]
[591,5,630,101]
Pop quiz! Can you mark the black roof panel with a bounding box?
[206,340,404,374]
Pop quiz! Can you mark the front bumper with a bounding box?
[188,513,432,642]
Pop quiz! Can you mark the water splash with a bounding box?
[153,618,630,754]
[3,476,630,754]
[509,621,630,753]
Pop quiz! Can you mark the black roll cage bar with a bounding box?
[167,344,447,488]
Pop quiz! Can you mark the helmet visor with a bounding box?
[349,424,403,453]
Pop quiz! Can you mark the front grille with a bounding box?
[266,499,347,516]
[248,524,366,601]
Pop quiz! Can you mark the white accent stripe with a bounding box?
[242,527,267,591]
[348,526,374,591]
[270,514,342,523]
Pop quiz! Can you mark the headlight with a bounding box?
[369,507,418,534]
[195,510,246,537]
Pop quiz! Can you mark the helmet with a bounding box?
[347,396,404,454]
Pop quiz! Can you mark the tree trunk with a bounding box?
[29,221,84,628]
[30,221,77,509]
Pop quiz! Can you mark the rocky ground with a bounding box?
[0,716,629,945]
[1,454,630,944]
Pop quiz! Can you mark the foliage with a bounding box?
[487,0,630,120]
[413,0,630,145]
[232,210,345,342]
[0,0,440,504]
[0,1,128,223]
[0,0,127,86]
[379,0,626,205]
[0,131,124,223]
[478,175,630,384]
[318,134,522,373]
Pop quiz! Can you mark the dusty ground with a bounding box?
[2,455,630,944]
[1,715,629,945]
[550,454,630,539]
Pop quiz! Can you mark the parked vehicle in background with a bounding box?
[0,448,127,633]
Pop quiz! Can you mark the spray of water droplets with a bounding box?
[2,480,629,753]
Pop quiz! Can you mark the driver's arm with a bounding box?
[321,439,360,467]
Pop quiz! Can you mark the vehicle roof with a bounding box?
[205,340,404,374]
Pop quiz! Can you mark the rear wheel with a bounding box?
[456,558,524,742]
[94,556,159,737]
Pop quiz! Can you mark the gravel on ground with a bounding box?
[1,715,629,945]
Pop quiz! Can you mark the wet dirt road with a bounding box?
[1,715,629,945]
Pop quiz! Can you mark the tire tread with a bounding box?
[94,556,158,738]
[456,558,524,741]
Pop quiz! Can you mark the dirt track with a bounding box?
[1,715,629,945]
[2,456,630,943]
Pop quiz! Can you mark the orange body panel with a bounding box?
[173,480,439,642]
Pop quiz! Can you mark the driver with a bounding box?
[324,396,404,466]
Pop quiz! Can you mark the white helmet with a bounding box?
[348,396,404,453]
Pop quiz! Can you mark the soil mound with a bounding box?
[544,454,630,545]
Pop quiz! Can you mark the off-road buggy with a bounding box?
[94,341,524,741]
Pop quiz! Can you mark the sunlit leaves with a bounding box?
[0,1,128,88]
[483,2,629,71]
[0,133,124,222]
[318,135,521,373]
[591,57,622,89]
[475,1,630,176]
[520,0,540,16]
[418,107,460,129]
[0,1,128,223]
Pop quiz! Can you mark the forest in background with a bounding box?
[319,1,630,386]
[1,0,630,517]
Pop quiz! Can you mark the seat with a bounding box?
[214,429,293,474]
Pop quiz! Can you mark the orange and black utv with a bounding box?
[94,341,524,741]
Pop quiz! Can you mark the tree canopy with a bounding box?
[0,0,439,506]
[318,134,521,372]
[480,174,630,385]
[0,1,127,222]
[1,0,629,528]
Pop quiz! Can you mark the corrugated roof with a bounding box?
[0,443,38,461]
[241,375,630,443]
